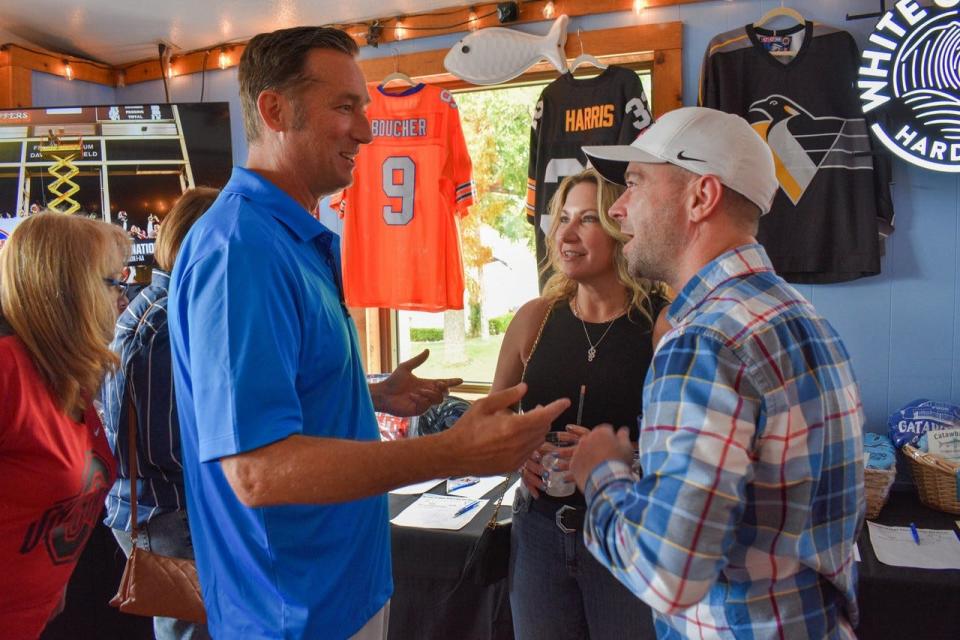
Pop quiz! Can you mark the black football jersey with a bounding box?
[700,22,895,284]
[527,66,652,288]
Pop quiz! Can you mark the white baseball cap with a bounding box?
[583,106,778,215]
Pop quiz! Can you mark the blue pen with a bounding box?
[909,522,920,545]
[448,479,480,493]
[454,500,481,517]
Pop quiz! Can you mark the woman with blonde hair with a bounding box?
[0,212,129,638]
[492,168,668,639]
[101,187,219,640]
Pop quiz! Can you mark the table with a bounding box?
[856,487,960,640]
[389,483,960,640]
[47,486,959,640]
[388,480,516,640]
[42,491,518,640]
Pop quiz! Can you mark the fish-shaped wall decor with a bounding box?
[443,15,569,86]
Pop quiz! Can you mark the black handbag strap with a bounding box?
[521,299,557,384]
[126,384,141,544]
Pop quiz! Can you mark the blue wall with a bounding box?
[32,72,115,106]
[31,0,960,432]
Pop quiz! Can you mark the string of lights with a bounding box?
[0,43,114,70]
[367,8,500,43]
[16,1,666,83]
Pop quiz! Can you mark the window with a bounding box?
[395,70,653,386]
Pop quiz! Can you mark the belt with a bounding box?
[529,496,584,534]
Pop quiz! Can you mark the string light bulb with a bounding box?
[395,17,406,40]
[468,8,479,31]
[63,60,73,80]
[167,57,177,78]
[633,0,647,13]
[218,47,229,70]
[543,1,556,19]
[115,69,126,88]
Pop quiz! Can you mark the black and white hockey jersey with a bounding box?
[700,21,895,284]
[527,66,652,287]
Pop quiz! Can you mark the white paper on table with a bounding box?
[445,475,507,500]
[390,493,489,530]
[867,521,960,569]
[389,479,444,495]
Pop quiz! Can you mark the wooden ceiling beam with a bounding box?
[0,44,114,87]
[1,0,704,89]
[340,0,702,49]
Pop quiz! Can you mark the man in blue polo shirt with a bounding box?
[168,27,569,640]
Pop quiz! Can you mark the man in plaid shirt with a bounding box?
[575,107,865,639]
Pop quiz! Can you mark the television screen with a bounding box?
[0,102,232,264]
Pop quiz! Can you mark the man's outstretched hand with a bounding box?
[370,349,462,417]
[442,384,570,477]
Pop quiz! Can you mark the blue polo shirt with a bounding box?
[168,167,392,639]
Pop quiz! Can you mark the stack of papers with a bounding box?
[445,475,507,499]
[391,494,489,530]
[866,521,960,569]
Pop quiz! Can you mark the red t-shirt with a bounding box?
[0,335,116,639]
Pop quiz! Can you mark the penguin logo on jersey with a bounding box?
[748,95,874,205]
[858,1,960,172]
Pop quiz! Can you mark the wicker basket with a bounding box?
[902,444,960,514]
[864,466,896,520]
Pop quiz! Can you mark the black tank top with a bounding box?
[520,300,660,439]
[520,298,666,507]
[519,299,662,505]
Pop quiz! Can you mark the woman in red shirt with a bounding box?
[0,212,129,639]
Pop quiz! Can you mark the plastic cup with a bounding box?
[542,432,575,497]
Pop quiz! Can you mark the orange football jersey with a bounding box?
[333,83,473,311]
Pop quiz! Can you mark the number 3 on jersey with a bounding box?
[382,156,415,225]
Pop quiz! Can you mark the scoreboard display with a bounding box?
[0,102,231,264]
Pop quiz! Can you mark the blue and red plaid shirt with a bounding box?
[584,244,865,639]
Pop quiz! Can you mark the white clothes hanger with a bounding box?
[754,2,806,58]
[380,49,417,88]
[568,28,608,73]
[754,2,805,29]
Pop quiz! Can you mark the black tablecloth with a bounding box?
[388,479,516,640]
[390,483,960,640]
[43,485,960,640]
[856,488,960,640]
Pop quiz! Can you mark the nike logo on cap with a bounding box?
[676,151,706,162]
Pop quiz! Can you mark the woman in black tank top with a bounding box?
[492,168,667,640]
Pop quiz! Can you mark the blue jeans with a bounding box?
[509,490,656,640]
[112,510,210,640]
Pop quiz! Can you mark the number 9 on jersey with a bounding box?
[382,156,416,225]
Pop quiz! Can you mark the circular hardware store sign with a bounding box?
[858,0,960,172]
